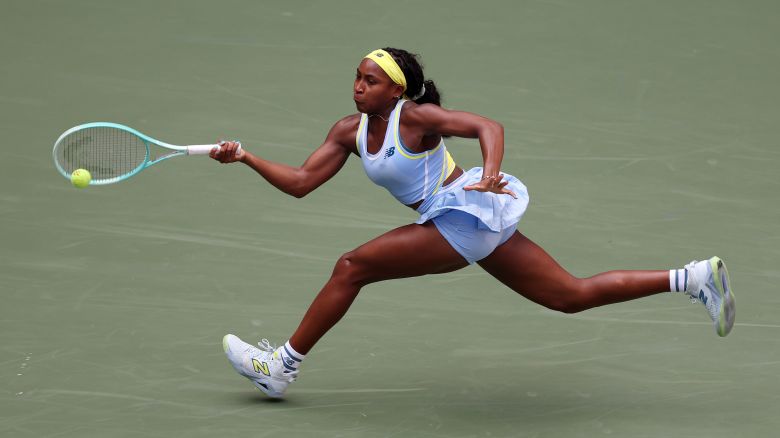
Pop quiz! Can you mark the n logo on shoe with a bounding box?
[698,290,708,305]
[252,359,270,376]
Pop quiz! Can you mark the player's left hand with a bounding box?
[463,174,517,198]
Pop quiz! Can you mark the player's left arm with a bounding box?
[404,104,515,197]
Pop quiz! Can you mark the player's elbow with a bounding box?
[288,170,313,198]
[288,183,310,198]
[490,120,504,136]
[477,119,503,139]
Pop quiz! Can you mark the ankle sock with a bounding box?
[669,268,688,293]
[278,341,305,371]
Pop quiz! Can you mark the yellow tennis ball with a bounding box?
[70,169,91,188]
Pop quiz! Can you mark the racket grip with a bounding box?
[187,143,243,155]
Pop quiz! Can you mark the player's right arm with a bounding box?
[212,115,359,198]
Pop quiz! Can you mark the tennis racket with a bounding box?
[52,122,241,185]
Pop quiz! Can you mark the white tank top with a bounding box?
[356,99,456,205]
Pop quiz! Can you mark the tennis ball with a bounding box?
[70,169,91,188]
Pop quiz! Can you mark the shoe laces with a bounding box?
[257,338,276,352]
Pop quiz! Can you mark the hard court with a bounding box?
[1,1,779,437]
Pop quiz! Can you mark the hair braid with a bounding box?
[382,47,442,106]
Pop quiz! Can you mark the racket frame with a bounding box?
[52,122,225,185]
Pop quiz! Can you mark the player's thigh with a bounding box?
[342,221,469,283]
[477,231,580,304]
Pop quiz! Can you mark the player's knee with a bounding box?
[333,251,358,278]
[545,280,590,314]
[333,251,370,286]
[547,299,585,314]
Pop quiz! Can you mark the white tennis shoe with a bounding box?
[222,334,297,398]
[684,257,736,337]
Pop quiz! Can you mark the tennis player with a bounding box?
[213,48,735,398]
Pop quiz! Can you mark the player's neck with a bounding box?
[368,112,389,122]
[369,100,396,122]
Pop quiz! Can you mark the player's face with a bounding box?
[353,59,404,114]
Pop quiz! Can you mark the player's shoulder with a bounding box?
[401,101,447,123]
[333,113,362,131]
[326,114,362,152]
[328,114,361,138]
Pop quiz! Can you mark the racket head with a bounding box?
[52,122,182,185]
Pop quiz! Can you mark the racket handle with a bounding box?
[187,143,243,156]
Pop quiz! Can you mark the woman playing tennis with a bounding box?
[214,48,735,398]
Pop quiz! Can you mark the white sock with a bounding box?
[278,341,305,371]
[669,268,688,293]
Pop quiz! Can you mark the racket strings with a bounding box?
[54,127,148,181]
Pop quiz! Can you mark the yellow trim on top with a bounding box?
[395,134,441,159]
[431,142,450,195]
[445,149,456,175]
[355,114,367,156]
[393,102,442,160]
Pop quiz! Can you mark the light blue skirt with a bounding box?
[415,167,530,233]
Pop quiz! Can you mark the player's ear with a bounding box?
[393,84,404,99]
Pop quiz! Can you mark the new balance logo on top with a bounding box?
[384,147,395,158]
[699,290,708,305]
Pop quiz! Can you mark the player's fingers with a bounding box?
[503,188,518,199]
[223,142,235,160]
[221,148,232,163]
[216,143,226,162]
[225,141,241,162]
[226,141,241,163]
[230,142,241,162]
[212,140,224,160]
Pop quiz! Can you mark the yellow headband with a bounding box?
[363,49,407,95]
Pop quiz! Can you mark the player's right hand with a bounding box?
[210,140,245,163]
[463,174,517,198]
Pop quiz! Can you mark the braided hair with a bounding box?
[382,47,442,106]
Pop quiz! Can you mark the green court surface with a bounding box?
[2,1,779,436]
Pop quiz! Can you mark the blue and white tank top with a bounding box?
[356,99,456,205]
